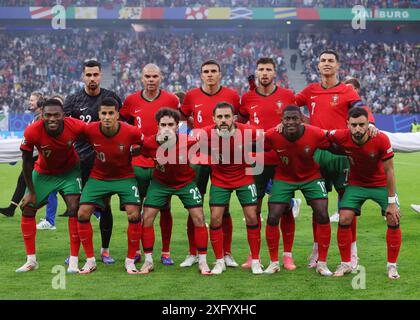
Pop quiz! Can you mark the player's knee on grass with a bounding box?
[189,207,206,227]
[22,206,37,218]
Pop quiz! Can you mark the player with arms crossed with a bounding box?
[139,108,211,275]
[328,107,402,279]
[199,102,263,275]
[238,57,300,270]
[17,98,85,273]
[264,105,333,276]
[295,50,377,269]
[179,60,240,269]
[120,63,180,266]
[76,98,144,274]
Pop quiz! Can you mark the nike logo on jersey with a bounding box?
[250,105,258,109]
[194,104,203,108]
[134,110,141,113]
[344,150,352,154]
[276,149,286,153]
[94,143,101,147]
[40,145,50,149]
[80,107,88,111]
[310,96,318,99]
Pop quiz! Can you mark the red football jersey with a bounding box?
[141,134,196,189]
[20,117,85,175]
[295,82,375,130]
[264,124,330,183]
[327,129,394,187]
[199,123,257,189]
[180,86,240,129]
[120,89,179,168]
[84,121,143,180]
[239,86,296,165]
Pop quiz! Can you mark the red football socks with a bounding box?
[387,226,402,263]
[317,222,331,262]
[141,226,155,255]
[210,224,223,260]
[246,224,261,260]
[21,216,36,255]
[280,209,295,253]
[68,217,80,257]
[187,215,197,255]
[265,223,280,262]
[337,224,352,263]
[194,225,208,255]
[159,208,173,254]
[78,220,94,259]
[127,221,142,259]
[222,212,233,255]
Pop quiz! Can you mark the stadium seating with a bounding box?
[298,34,419,114]
[1,0,419,8]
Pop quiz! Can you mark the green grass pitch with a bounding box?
[0,153,419,300]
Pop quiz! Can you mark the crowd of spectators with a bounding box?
[1,29,418,116]
[0,31,115,113]
[109,32,289,99]
[298,33,420,114]
[0,30,289,113]
[2,0,418,8]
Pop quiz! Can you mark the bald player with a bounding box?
[120,64,180,266]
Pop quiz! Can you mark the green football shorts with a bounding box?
[143,180,202,209]
[209,183,258,207]
[79,177,140,210]
[27,165,82,208]
[268,179,328,204]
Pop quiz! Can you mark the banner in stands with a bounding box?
[0,7,418,21]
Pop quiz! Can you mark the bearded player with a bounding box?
[199,102,263,275]
[238,57,301,270]
[179,60,240,269]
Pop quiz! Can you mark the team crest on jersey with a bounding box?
[119,144,125,152]
[276,101,283,114]
[331,95,339,106]
[304,146,311,154]
[67,140,73,147]
[369,152,376,159]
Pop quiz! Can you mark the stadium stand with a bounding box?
[1,0,419,8]
[298,34,420,114]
